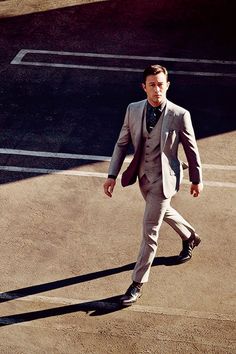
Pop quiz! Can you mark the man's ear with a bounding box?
[167,81,170,90]
[142,83,146,92]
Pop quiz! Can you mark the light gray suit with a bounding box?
[108,99,202,283]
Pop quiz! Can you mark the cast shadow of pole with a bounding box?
[0,256,181,325]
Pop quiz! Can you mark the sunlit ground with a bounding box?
[0,0,109,18]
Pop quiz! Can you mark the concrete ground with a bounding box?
[0,1,235,353]
[0,0,105,18]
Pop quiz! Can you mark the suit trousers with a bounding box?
[132,175,196,283]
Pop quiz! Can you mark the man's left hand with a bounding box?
[190,183,203,197]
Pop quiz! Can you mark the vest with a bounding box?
[138,110,165,183]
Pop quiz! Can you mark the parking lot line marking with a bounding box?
[0,165,235,188]
[11,61,236,78]
[0,165,108,176]
[10,49,236,78]
[14,61,144,73]
[11,49,236,65]
[0,148,111,161]
[182,179,236,189]
[202,164,236,171]
[0,165,108,177]
[0,293,235,323]
[0,149,235,171]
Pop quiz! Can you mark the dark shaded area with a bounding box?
[0,0,235,184]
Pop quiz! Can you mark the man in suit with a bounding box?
[103,64,203,306]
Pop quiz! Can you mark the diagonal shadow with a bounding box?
[0,295,125,326]
[0,256,181,325]
[0,256,180,303]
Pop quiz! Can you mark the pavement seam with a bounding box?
[0,293,235,322]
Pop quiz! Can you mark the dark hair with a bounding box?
[143,64,168,83]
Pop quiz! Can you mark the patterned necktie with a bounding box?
[147,106,162,133]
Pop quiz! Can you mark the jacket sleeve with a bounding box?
[108,105,132,177]
[179,111,202,183]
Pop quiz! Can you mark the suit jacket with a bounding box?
[108,99,202,198]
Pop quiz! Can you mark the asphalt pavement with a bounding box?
[0,1,235,353]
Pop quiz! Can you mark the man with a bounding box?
[103,64,203,306]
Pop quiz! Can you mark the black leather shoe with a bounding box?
[120,283,142,306]
[178,234,201,263]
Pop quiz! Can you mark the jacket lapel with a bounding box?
[137,100,147,143]
[121,100,146,187]
[161,100,174,152]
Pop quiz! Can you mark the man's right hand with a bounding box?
[103,178,116,198]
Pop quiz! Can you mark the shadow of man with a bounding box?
[0,255,182,325]
[0,294,125,326]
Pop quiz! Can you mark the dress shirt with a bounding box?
[146,101,166,133]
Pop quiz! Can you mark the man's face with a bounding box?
[142,72,170,107]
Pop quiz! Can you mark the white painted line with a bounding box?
[13,61,144,73]
[11,49,236,65]
[0,148,111,161]
[10,49,236,78]
[202,164,236,171]
[0,293,235,323]
[0,149,236,171]
[11,61,236,78]
[171,71,236,78]
[182,179,236,189]
[0,165,107,178]
[0,165,235,188]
